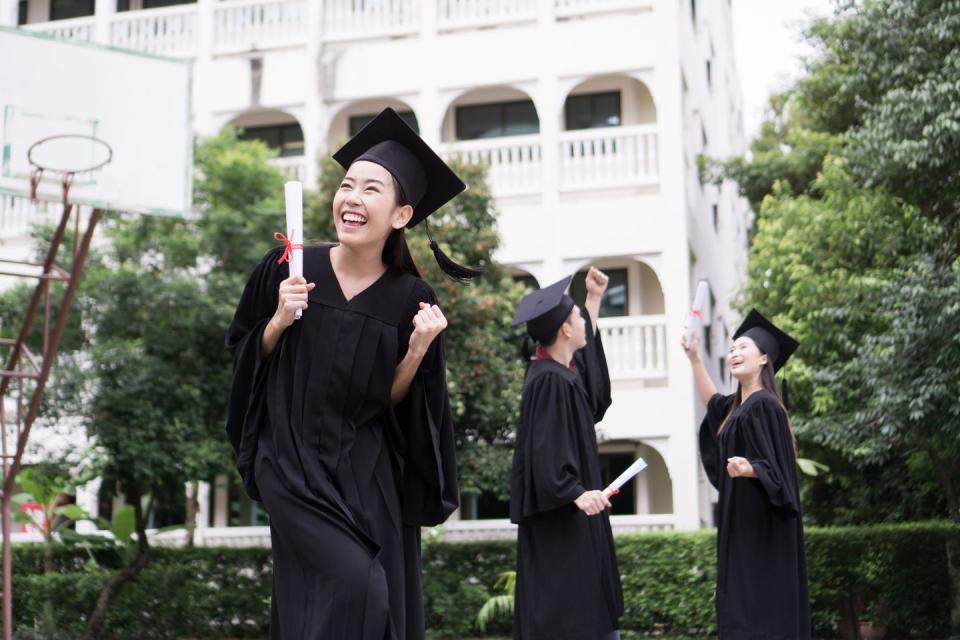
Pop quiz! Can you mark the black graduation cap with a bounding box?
[333,107,464,227]
[733,309,799,373]
[511,276,575,344]
[332,108,482,282]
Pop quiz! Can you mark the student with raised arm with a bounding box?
[682,309,810,639]
[509,268,624,640]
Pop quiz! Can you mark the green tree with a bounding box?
[36,130,287,638]
[713,0,960,530]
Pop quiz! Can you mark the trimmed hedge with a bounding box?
[7,522,959,639]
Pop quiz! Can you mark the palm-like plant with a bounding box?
[476,570,516,633]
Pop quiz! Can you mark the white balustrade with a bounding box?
[322,0,419,41]
[598,315,667,380]
[436,0,538,30]
[0,196,61,240]
[109,4,198,56]
[214,0,308,54]
[270,156,307,183]
[24,16,95,42]
[560,125,658,189]
[442,135,542,197]
[555,0,652,18]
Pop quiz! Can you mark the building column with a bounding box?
[196,481,210,531]
[93,0,116,46]
[213,474,229,528]
[74,477,101,534]
[536,73,562,281]
[302,0,324,188]
[416,0,441,148]
[0,0,17,27]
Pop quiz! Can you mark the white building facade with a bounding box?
[2,0,750,543]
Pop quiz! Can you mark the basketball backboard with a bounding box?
[0,27,192,217]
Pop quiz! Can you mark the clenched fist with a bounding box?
[408,302,448,357]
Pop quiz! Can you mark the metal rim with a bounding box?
[26,134,113,175]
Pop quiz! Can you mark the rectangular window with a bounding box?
[690,0,697,26]
[706,59,713,90]
[570,268,629,318]
[49,0,94,21]
[564,91,622,131]
[455,100,539,140]
[600,453,636,515]
[712,203,719,231]
[17,0,27,25]
[118,0,197,10]
[349,110,419,137]
[238,124,304,158]
[512,274,539,291]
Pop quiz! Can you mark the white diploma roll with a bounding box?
[685,280,710,347]
[284,181,304,320]
[603,458,648,498]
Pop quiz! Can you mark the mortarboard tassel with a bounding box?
[424,220,484,283]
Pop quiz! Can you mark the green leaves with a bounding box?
[717,0,960,524]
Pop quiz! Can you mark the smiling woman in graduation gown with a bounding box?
[509,274,624,640]
[686,309,810,640]
[225,108,472,640]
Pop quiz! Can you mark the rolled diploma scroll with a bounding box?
[603,458,648,498]
[685,280,710,347]
[284,181,304,320]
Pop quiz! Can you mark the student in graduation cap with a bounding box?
[225,108,479,640]
[681,309,811,639]
[509,268,624,640]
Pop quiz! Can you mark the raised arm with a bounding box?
[682,330,718,406]
[583,266,608,335]
[391,302,447,406]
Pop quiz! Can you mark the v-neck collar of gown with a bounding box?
[306,244,404,324]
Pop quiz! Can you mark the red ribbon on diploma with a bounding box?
[691,307,702,320]
[273,231,304,265]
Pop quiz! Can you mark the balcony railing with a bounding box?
[437,0,538,30]
[17,512,675,548]
[0,196,62,240]
[599,315,667,380]
[19,0,654,51]
[322,0,420,42]
[109,4,198,56]
[270,156,308,183]
[560,124,658,190]
[554,0,652,19]
[214,0,308,54]
[23,15,94,42]
[442,135,543,197]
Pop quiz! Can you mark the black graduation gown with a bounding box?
[509,312,624,640]
[698,390,811,640]
[225,244,458,640]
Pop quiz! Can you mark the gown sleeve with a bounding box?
[392,280,459,527]
[699,393,734,490]
[740,395,801,516]
[224,247,285,500]
[572,309,612,423]
[510,372,587,523]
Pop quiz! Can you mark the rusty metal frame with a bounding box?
[0,178,102,640]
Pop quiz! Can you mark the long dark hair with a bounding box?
[380,175,421,277]
[718,349,797,451]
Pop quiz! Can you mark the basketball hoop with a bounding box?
[26,134,113,203]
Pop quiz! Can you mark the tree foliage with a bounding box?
[717,0,960,524]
